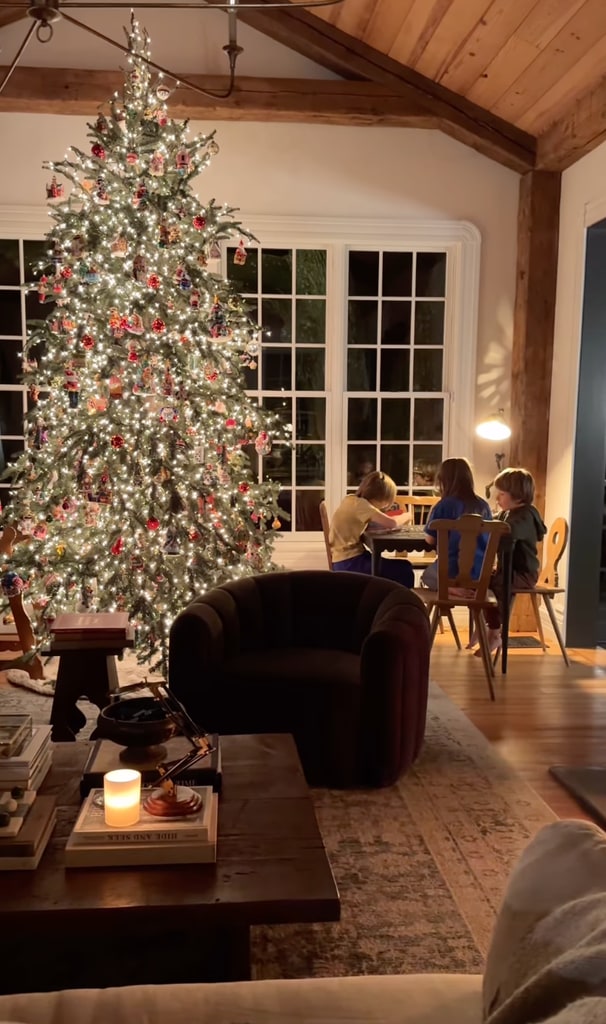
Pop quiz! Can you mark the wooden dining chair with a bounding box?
[319,500,334,570]
[509,516,570,666]
[419,514,511,700]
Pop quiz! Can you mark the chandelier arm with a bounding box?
[60,9,238,99]
[0,19,37,95]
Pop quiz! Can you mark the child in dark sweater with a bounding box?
[480,467,546,655]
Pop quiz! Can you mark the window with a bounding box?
[0,213,480,543]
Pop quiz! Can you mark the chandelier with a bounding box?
[0,0,345,98]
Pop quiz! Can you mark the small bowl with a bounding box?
[96,697,176,763]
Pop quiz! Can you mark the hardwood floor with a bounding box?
[431,620,606,819]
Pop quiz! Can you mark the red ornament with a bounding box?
[127,347,139,363]
[238,482,250,494]
[192,215,206,230]
[126,152,139,165]
[189,529,200,541]
[111,537,124,555]
[81,334,95,350]
[91,143,106,160]
[152,318,166,333]
[147,274,160,290]
[110,434,125,449]
[60,266,73,279]
[225,418,236,428]
[146,517,160,531]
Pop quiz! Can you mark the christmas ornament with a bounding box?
[156,82,171,102]
[111,537,124,556]
[254,431,271,455]
[175,147,191,175]
[126,313,145,335]
[109,374,123,398]
[152,318,166,333]
[81,333,95,350]
[133,254,147,282]
[233,240,247,266]
[60,266,73,280]
[46,174,64,200]
[149,151,165,176]
[272,518,282,530]
[37,275,49,302]
[126,151,139,166]
[91,142,106,160]
[156,107,169,127]
[193,215,206,231]
[70,235,86,258]
[110,434,125,449]
[146,273,160,290]
[95,177,109,204]
[94,113,108,133]
[146,517,160,531]
[238,482,250,494]
[64,363,79,408]
[2,572,26,598]
[127,346,139,363]
[190,289,200,309]
[207,139,220,156]
[111,235,128,258]
[133,183,147,209]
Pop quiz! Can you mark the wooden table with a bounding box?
[0,734,339,993]
[362,525,433,576]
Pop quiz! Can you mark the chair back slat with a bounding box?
[430,515,511,601]
[539,516,569,588]
[394,495,438,526]
[319,499,333,570]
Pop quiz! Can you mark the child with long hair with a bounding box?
[329,470,414,587]
[421,457,492,590]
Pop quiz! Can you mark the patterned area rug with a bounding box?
[0,667,556,978]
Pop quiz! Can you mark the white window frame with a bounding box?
[0,207,481,565]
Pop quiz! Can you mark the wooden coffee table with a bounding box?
[0,733,340,994]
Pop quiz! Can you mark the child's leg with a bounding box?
[378,557,414,589]
[332,553,372,574]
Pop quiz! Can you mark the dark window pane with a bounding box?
[243,442,260,481]
[414,398,443,441]
[262,249,292,294]
[263,395,292,428]
[381,445,409,488]
[380,349,410,392]
[242,363,258,390]
[347,447,375,486]
[348,251,379,297]
[296,397,325,440]
[413,350,443,392]
[227,246,258,293]
[416,252,446,296]
[348,300,378,345]
[381,301,411,345]
[296,250,326,295]
[0,341,23,386]
[347,349,376,391]
[261,299,291,345]
[296,444,325,485]
[23,240,51,281]
[0,437,25,478]
[348,398,377,440]
[296,299,325,345]
[25,290,56,327]
[262,348,292,391]
[0,292,22,336]
[413,445,441,487]
[0,389,24,434]
[381,398,410,441]
[296,349,324,391]
[295,488,323,531]
[0,241,19,286]
[383,252,412,297]
[264,444,292,485]
[276,489,292,533]
[415,302,445,346]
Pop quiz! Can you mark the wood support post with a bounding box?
[509,169,561,633]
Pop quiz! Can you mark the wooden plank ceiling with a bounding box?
[1,0,606,172]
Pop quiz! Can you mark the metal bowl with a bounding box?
[96,697,176,762]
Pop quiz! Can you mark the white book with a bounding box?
[71,785,213,845]
[0,809,56,871]
[0,748,53,792]
[0,725,51,770]
[65,795,218,867]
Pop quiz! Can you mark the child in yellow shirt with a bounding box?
[329,470,414,587]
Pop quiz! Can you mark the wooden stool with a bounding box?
[48,635,135,741]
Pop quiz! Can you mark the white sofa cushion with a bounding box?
[0,974,482,1024]
[484,819,606,1023]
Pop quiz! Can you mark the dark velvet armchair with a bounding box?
[168,570,430,788]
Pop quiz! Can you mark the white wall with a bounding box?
[0,114,520,500]
[546,139,606,606]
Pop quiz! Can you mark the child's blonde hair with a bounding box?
[494,467,535,504]
[357,470,397,508]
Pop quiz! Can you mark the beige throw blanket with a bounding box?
[484,820,606,1023]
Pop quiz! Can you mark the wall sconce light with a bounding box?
[476,408,511,497]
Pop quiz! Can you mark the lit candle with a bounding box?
[103,769,141,827]
[228,0,237,47]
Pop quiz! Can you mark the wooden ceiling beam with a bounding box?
[0,66,437,125]
[237,1,536,172]
[0,5,24,29]
[536,78,606,172]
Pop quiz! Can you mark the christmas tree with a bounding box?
[1,17,287,673]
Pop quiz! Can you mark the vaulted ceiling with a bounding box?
[1,0,606,173]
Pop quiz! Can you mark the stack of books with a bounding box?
[0,721,53,793]
[50,611,132,646]
[65,785,218,867]
[80,734,222,798]
[0,715,56,869]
